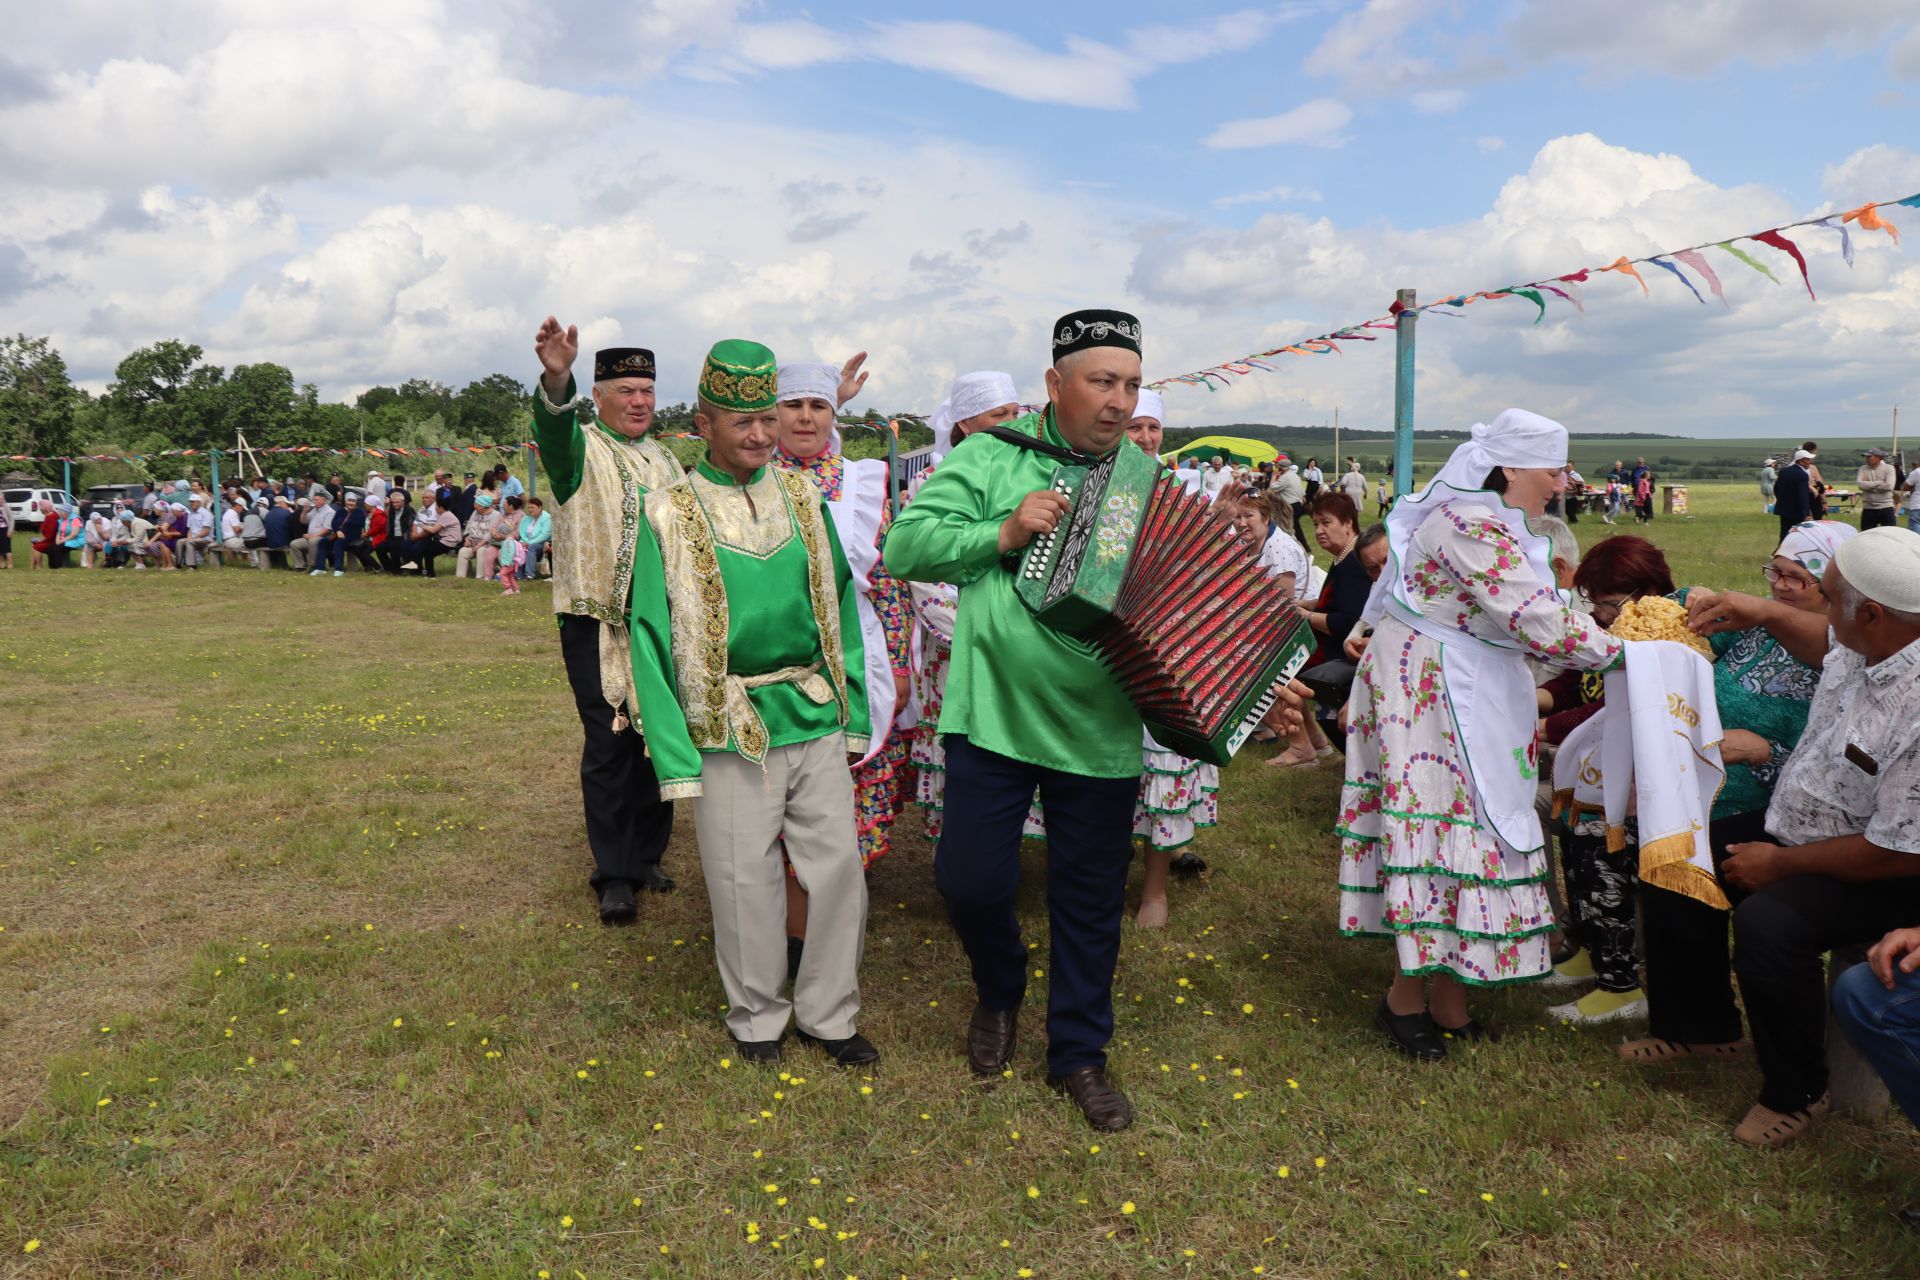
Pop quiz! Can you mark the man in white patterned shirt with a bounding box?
[1644,527,1920,1148]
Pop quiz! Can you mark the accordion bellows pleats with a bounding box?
[1016,444,1315,765]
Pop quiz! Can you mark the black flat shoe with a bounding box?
[1169,851,1208,876]
[636,865,675,894]
[796,1029,880,1067]
[1375,1001,1446,1062]
[1436,1018,1501,1043]
[1047,1065,1134,1132]
[732,1035,783,1064]
[597,881,637,925]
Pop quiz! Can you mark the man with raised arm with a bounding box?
[532,318,687,924]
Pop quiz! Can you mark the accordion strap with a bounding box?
[975,423,1101,467]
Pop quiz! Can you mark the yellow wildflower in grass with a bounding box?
[560,1216,573,1228]
[24,1240,41,1253]
[1480,1193,1494,1203]
[1026,1186,1040,1199]
[1120,1201,1136,1215]
[1314,1157,1326,1169]
[1277,1166,1290,1178]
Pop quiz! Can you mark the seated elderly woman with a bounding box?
[1533,535,1677,1026]
[1273,490,1372,767]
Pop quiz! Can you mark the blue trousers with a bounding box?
[1832,961,1920,1130]
[934,735,1138,1075]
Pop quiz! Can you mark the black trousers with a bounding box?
[1642,810,1920,1111]
[344,539,378,570]
[377,542,406,574]
[934,734,1138,1075]
[1861,506,1897,530]
[558,614,673,891]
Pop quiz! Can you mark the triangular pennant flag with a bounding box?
[1817,217,1855,266]
[1673,249,1727,308]
[1647,257,1705,304]
[1751,229,1815,299]
[1506,287,1548,322]
[1602,256,1650,295]
[1538,282,1584,313]
[1843,202,1901,243]
[1717,240,1779,283]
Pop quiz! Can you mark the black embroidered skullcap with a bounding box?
[1051,309,1142,362]
[594,347,656,382]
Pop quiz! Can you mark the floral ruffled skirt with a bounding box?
[1023,742,1217,853]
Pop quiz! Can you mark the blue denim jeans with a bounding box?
[1832,960,1920,1131]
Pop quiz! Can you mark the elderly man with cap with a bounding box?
[904,371,1023,842]
[625,339,876,1068]
[1858,446,1898,530]
[180,492,216,570]
[365,469,390,506]
[1775,448,1815,541]
[885,309,1156,1131]
[1625,527,1920,1148]
[532,317,688,923]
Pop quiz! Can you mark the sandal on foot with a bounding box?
[1733,1094,1829,1148]
[1617,1036,1749,1064]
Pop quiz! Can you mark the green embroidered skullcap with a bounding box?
[698,339,779,412]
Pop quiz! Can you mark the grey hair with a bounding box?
[1529,515,1579,570]
[1356,523,1389,554]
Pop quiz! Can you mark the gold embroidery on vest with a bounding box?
[782,470,851,726]
[661,486,733,750]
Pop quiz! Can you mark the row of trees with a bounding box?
[0,334,540,486]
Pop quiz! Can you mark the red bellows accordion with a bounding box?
[1016,443,1314,765]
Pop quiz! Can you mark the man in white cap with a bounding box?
[1858,446,1898,531]
[1636,527,1920,1148]
[365,470,390,505]
[180,492,216,570]
[1774,449,1815,542]
[1269,453,1306,542]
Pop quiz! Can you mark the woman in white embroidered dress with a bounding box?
[1338,409,1622,1060]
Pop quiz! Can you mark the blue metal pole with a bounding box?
[1392,288,1417,503]
[62,457,72,499]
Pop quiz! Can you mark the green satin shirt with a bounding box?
[627,459,869,798]
[885,408,1144,779]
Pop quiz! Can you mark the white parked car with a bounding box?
[3,486,77,536]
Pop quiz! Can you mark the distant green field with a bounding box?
[1165,429,1906,484]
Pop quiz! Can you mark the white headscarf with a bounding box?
[1132,387,1165,424]
[1775,520,1855,579]
[928,371,1019,463]
[1363,408,1571,627]
[777,361,842,451]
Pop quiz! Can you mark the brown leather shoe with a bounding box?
[966,1003,1018,1076]
[1047,1065,1134,1132]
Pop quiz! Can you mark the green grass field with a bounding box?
[2,483,1916,1279]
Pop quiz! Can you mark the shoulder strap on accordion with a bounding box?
[974,423,1100,467]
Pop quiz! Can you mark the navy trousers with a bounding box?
[1833,962,1920,1130]
[935,734,1139,1076]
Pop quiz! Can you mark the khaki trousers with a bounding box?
[694,730,866,1043]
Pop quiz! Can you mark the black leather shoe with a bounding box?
[636,865,675,893]
[786,936,804,985]
[1047,1066,1134,1132]
[1375,1001,1447,1061]
[597,881,637,925]
[966,1003,1018,1077]
[732,1035,783,1064]
[796,1029,880,1067]
[1169,851,1208,876]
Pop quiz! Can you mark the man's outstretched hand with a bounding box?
[536,317,579,398]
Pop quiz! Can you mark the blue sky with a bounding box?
[2,0,1918,438]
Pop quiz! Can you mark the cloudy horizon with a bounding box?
[3,0,1919,439]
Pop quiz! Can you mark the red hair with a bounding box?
[1573,535,1674,599]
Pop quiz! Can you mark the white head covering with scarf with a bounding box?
[777,361,843,452]
[927,371,1019,464]
[1131,387,1165,424]
[1362,407,1574,853]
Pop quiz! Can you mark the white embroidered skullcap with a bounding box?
[1834,526,1920,612]
[1132,388,1165,424]
[776,362,839,404]
[929,371,1019,463]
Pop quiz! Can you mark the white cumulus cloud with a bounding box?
[1204,98,1354,149]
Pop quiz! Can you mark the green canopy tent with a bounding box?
[1160,435,1280,468]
